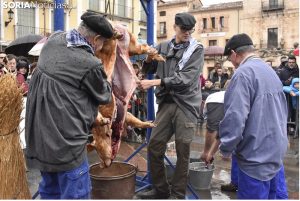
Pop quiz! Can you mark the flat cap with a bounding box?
[175,12,196,30]
[81,11,114,39]
[224,33,253,56]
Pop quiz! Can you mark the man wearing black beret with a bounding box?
[25,11,113,199]
[205,33,289,199]
[137,12,204,199]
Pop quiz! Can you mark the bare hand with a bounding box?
[290,91,296,96]
[200,152,208,162]
[137,79,161,90]
[146,48,158,62]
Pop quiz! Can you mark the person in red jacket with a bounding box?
[16,59,29,95]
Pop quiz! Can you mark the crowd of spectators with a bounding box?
[201,47,299,137]
[0,52,38,96]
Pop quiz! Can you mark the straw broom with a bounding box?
[0,74,31,199]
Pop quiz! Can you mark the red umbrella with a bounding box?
[204,46,224,56]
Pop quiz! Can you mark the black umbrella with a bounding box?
[5,34,44,56]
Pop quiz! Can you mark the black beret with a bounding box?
[175,12,196,30]
[224,33,253,56]
[81,11,114,39]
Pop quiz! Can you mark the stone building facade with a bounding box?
[157,0,299,78]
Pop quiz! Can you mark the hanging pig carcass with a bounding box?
[88,24,164,168]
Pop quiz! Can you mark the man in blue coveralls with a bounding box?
[206,33,288,199]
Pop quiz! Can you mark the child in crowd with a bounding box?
[283,77,299,109]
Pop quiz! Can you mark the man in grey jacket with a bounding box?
[136,12,204,199]
[25,11,113,199]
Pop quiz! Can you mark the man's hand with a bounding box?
[205,153,214,164]
[136,79,161,90]
[145,48,158,63]
[290,91,296,96]
[200,152,208,162]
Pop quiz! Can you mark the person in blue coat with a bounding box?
[205,33,288,199]
[283,77,299,109]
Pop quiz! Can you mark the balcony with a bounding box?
[262,1,284,12]
[92,4,133,20]
[15,25,51,38]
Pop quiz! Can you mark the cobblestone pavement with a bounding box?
[26,124,299,199]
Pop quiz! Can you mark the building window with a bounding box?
[211,17,215,29]
[139,28,147,40]
[203,18,207,29]
[268,28,278,48]
[209,40,217,46]
[118,0,127,18]
[89,0,100,11]
[17,8,35,37]
[159,22,166,35]
[220,16,224,28]
[159,11,166,16]
[269,0,278,8]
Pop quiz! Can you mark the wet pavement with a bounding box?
[26,124,299,199]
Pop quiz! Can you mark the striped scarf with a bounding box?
[169,37,200,70]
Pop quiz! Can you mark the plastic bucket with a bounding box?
[189,162,215,190]
[90,161,137,199]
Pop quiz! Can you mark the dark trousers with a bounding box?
[148,103,195,198]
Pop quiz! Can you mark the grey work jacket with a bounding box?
[143,41,204,123]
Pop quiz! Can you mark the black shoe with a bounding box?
[136,189,170,199]
[221,183,238,192]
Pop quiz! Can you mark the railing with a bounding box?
[15,25,51,38]
[262,0,284,11]
[94,3,133,19]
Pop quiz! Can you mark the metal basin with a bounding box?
[90,161,137,199]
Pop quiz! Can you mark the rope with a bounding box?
[0,128,17,138]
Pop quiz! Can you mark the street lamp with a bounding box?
[5,9,14,27]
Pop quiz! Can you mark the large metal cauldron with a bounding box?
[90,161,137,199]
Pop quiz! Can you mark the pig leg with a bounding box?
[125,112,156,128]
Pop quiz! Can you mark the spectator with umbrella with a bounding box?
[5,34,43,57]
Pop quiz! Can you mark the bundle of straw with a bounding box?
[0,74,31,199]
